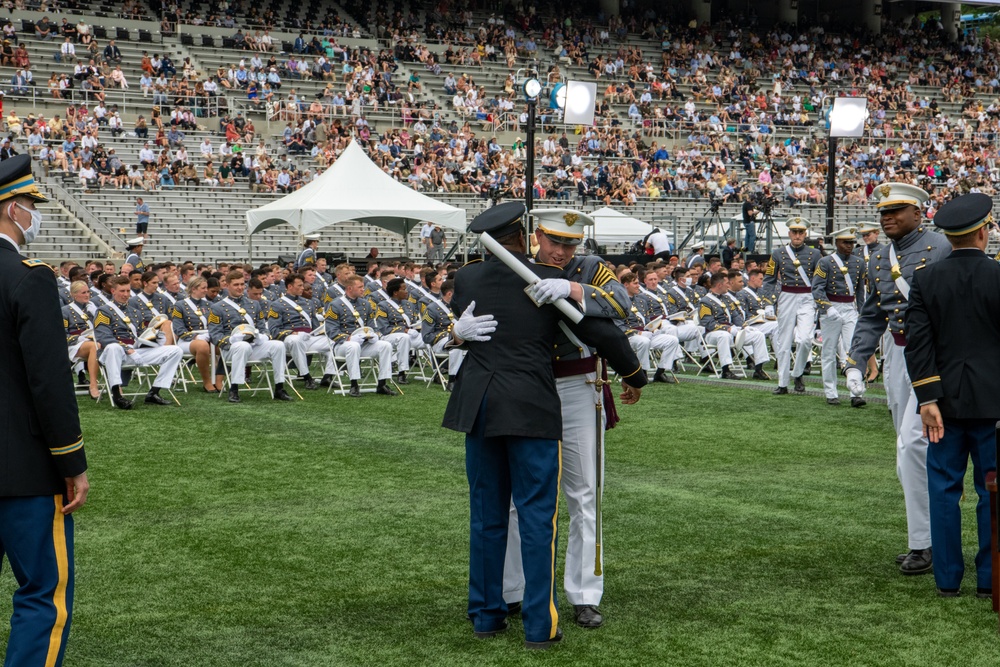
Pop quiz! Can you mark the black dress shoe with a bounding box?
[752,369,770,380]
[376,384,397,396]
[348,385,361,398]
[803,361,812,375]
[573,604,604,628]
[793,375,806,393]
[144,391,170,405]
[900,548,933,575]
[976,588,993,600]
[304,377,318,390]
[653,368,677,383]
[228,387,241,403]
[525,628,562,650]
[203,387,220,394]
[773,386,789,395]
[826,397,840,405]
[473,620,508,639]
[937,588,960,598]
[895,552,908,565]
[396,372,409,385]
[445,381,455,392]
[506,601,522,617]
[319,374,333,388]
[274,387,294,401]
[112,394,134,410]
[721,368,739,380]
[851,397,867,408]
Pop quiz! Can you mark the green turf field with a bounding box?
[2,381,997,666]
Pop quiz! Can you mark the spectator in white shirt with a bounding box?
[58,37,76,63]
[200,138,213,157]
[139,143,156,166]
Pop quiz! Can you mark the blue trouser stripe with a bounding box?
[466,392,560,642]
[927,420,997,591]
[0,495,75,667]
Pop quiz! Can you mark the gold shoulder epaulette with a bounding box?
[22,258,51,270]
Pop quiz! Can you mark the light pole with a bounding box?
[522,77,542,236]
[826,96,868,236]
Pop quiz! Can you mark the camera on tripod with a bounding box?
[708,194,726,213]
[750,191,778,214]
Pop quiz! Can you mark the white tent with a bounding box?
[245,140,467,245]
[587,207,657,245]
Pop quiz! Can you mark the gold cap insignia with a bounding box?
[564,212,579,226]
[880,185,891,198]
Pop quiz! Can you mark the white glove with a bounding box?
[764,305,775,318]
[527,278,572,305]
[257,332,270,341]
[453,300,497,342]
[825,308,842,322]
[845,367,865,397]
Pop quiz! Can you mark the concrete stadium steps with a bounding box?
[20,199,110,263]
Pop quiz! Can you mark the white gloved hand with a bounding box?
[230,333,245,343]
[527,278,572,305]
[764,305,775,318]
[453,300,497,342]
[825,308,842,322]
[845,367,865,397]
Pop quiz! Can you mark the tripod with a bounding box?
[755,204,785,255]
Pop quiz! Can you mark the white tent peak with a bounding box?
[246,139,467,238]
[587,206,656,244]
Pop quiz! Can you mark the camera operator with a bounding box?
[742,196,758,254]
[644,227,673,261]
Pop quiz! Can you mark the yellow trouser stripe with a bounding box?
[548,441,563,639]
[45,496,70,667]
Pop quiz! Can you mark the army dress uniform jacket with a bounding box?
[125,251,145,271]
[208,297,262,350]
[846,225,951,371]
[268,294,317,340]
[443,255,646,440]
[375,297,416,336]
[62,301,96,346]
[854,241,884,263]
[762,243,822,299]
[0,243,87,496]
[94,300,144,349]
[171,297,210,341]
[723,293,750,327]
[904,248,1000,419]
[664,283,697,317]
[295,246,316,270]
[698,293,735,333]
[811,252,866,314]
[736,286,770,316]
[324,295,377,344]
[129,290,171,327]
[421,293,456,346]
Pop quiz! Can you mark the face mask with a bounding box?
[12,202,42,245]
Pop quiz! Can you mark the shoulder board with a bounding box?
[462,258,483,267]
[22,259,51,270]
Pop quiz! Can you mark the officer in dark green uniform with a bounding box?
[0,154,90,667]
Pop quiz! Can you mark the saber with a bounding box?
[588,358,607,577]
[480,231,583,324]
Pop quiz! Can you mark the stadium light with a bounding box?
[825,97,869,236]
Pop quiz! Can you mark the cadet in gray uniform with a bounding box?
[268,272,333,390]
[324,274,396,397]
[504,208,646,630]
[129,271,175,345]
[374,278,423,384]
[723,272,770,379]
[294,234,320,270]
[95,276,183,409]
[620,272,654,365]
[697,273,742,379]
[208,269,293,403]
[762,217,821,394]
[854,223,884,263]
[421,278,464,391]
[812,227,866,405]
[845,183,951,576]
[123,237,146,272]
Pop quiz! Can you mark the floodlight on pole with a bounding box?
[825,97,869,236]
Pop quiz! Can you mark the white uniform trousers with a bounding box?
[752,320,778,338]
[504,372,605,606]
[101,343,183,388]
[381,332,413,372]
[883,341,931,550]
[334,339,393,380]
[661,322,703,360]
[629,334,652,371]
[738,327,769,366]
[774,291,814,387]
[224,339,287,384]
[704,329,734,366]
[431,337,464,376]
[639,331,679,369]
[284,332,335,376]
[819,303,858,399]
